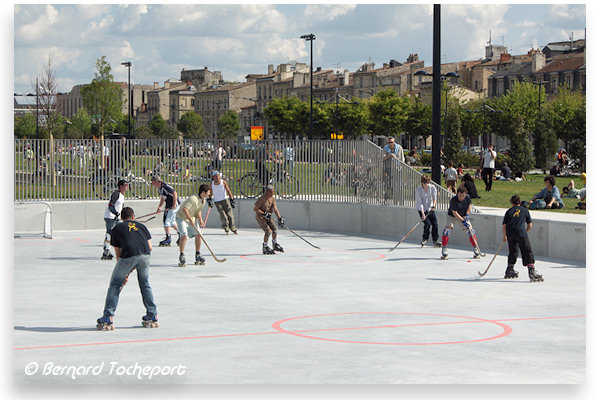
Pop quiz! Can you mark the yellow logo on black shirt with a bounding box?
[128,222,138,232]
[513,209,521,218]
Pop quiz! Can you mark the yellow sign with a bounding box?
[330,132,344,140]
[251,126,264,140]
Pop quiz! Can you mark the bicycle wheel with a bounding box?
[239,173,262,198]
[275,175,299,199]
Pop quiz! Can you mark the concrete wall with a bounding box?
[14,199,586,263]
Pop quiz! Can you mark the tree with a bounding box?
[335,99,369,139]
[37,56,62,139]
[149,114,167,136]
[487,82,540,140]
[404,95,431,145]
[80,56,123,137]
[532,108,557,171]
[134,126,154,139]
[368,89,411,137]
[548,85,586,169]
[443,103,463,163]
[264,96,306,138]
[68,108,93,139]
[506,118,534,173]
[14,113,37,138]
[177,111,205,139]
[217,110,240,139]
[159,125,179,140]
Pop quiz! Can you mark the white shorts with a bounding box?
[176,217,198,238]
[163,206,179,227]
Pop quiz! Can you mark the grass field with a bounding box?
[464,172,586,215]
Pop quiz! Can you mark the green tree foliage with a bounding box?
[532,109,558,170]
[368,89,411,137]
[68,108,93,139]
[80,56,123,137]
[506,118,534,173]
[160,125,179,140]
[177,111,205,139]
[335,99,369,139]
[134,126,154,139]
[487,81,540,139]
[312,102,335,139]
[217,110,240,139]
[404,95,431,142]
[149,114,167,136]
[14,113,37,138]
[548,85,586,169]
[264,96,307,138]
[443,104,463,163]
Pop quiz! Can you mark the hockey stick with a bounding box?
[478,241,505,277]
[137,216,156,223]
[389,215,428,252]
[191,224,226,263]
[201,206,212,232]
[137,209,166,221]
[281,225,321,249]
[119,266,136,293]
[466,222,486,257]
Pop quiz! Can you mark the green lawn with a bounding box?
[466,173,586,214]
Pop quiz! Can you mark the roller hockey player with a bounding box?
[96,207,157,330]
[415,175,441,248]
[254,185,285,254]
[151,176,181,247]
[441,186,480,260]
[502,195,543,282]
[101,180,128,260]
[175,184,211,267]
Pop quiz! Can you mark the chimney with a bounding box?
[383,63,389,69]
[531,49,546,72]
[344,70,350,86]
[164,81,170,89]
[268,64,274,74]
[154,82,159,89]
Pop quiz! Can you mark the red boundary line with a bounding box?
[14,314,584,351]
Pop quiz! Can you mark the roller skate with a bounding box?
[232,230,238,235]
[273,243,284,253]
[101,250,113,260]
[421,240,427,248]
[195,252,206,265]
[434,241,442,248]
[141,314,159,328]
[473,248,481,259]
[96,316,114,331]
[178,253,186,268]
[440,247,448,260]
[528,265,544,282]
[263,244,275,255]
[504,265,519,279]
[159,235,172,247]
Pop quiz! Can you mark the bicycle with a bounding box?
[239,169,299,199]
[90,168,151,200]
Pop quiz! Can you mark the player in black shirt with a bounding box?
[502,195,543,282]
[441,186,481,260]
[96,207,159,330]
[151,176,180,246]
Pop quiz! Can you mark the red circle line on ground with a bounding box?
[14,315,584,351]
[239,249,386,264]
[272,312,513,346]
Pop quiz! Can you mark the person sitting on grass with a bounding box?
[562,180,587,201]
[460,173,479,199]
[529,175,564,210]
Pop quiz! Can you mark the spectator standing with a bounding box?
[444,161,458,193]
[482,144,496,192]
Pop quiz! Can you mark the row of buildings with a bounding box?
[15,38,586,140]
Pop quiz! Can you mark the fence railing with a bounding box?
[14,138,453,208]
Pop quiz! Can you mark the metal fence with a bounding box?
[14,138,453,208]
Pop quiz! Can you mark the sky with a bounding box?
[11,2,587,95]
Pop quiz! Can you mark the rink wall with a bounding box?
[14,199,586,263]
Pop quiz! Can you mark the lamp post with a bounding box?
[466,102,501,150]
[524,78,550,110]
[121,61,132,137]
[300,33,316,140]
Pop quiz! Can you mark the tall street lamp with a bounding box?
[121,61,132,137]
[523,78,550,110]
[300,33,316,140]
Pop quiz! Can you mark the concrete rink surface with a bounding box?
[11,225,590,391]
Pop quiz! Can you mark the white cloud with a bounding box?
[304,4,356,21]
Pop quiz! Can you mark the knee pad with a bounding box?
[442,225,453,237]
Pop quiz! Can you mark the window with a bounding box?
[566,75,572,88]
